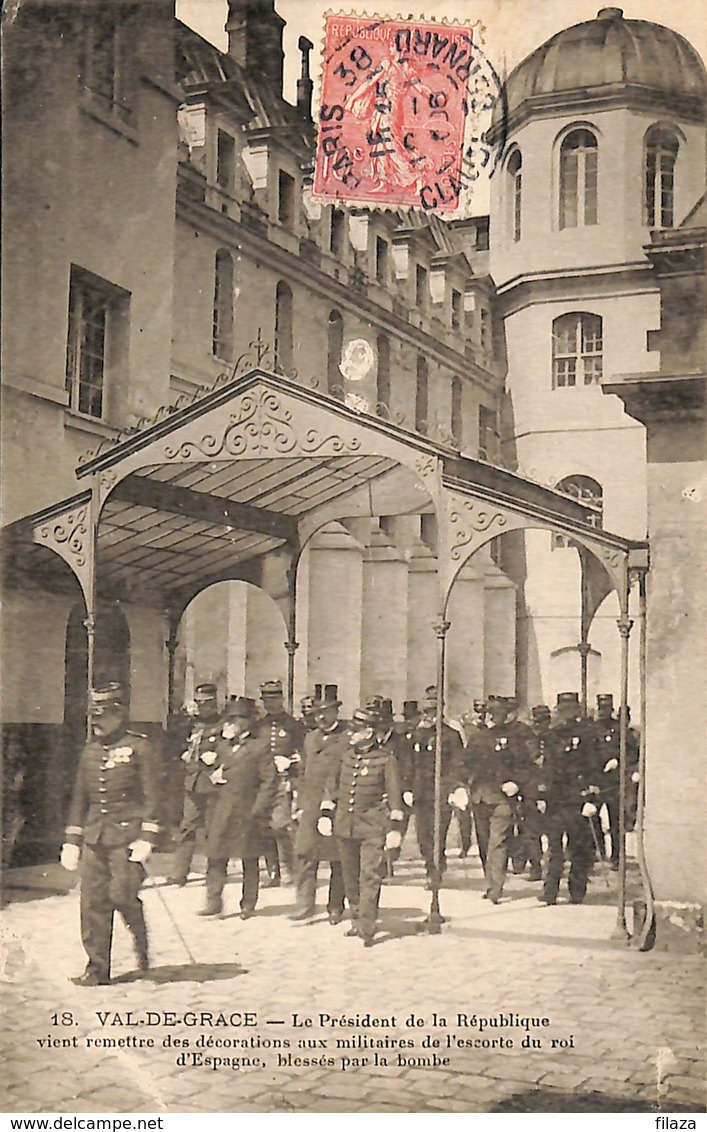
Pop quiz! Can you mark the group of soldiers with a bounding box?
[60,678,639,983]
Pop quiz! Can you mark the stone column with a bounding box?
[360,523,409,708]
[306,522,364,718]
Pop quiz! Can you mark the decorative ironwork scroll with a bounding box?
[33,499,95,605]
[448,498,509,560]
[162,385,362,460]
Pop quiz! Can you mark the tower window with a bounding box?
[645,126,678,229]
[275,281,293,373]
[553,475,603,548]
[66,268,129,420]
[212,249,234,362]
[507,149,522,242]
[559,129,598,229]
[552,313,603,388]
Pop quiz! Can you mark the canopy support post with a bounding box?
[612,569,633,943]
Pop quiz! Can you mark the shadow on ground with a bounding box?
[112,961,248,985]
[490,1089,703,1113]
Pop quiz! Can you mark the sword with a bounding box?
[143,867,198,965]
[586,811,613,891]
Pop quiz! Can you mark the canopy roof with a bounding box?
[6,369,639,613]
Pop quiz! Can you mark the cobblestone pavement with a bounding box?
[1,848,705,1115]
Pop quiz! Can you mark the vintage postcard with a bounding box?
[1,0,705,1120]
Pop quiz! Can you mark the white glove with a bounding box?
[128,839,153,863]
[221,722,238,740]
[200,749,218,766]
[60,844,80,872]
[317,816,333,837]
[631,771,640,784]
[581,802,598,819]
[603,758,619,773]
[501,780,519,797]
[289,751,301,764]
[210,766,227,785]
[536,800,547,814]
[274,755,292,774]
[447,787,469,810]
[180,750,190,763]
[293,808,303,821]
[402,790,414,807]
[385,831,402,851]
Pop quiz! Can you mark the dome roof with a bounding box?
[496,9,707,129]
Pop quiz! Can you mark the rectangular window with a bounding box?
[451,289,463,331]
[330,208,346,256]
[80,8,133,125]
[66,270,126,419]
[584,150,598,226]
[278,170,296,225]
[478,405,498,460]
[560,154,579,229]
[375,237,389,284]
[416,264,428,306]
[555,358,577,387]
[217,131,236,193]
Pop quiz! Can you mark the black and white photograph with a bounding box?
[1,0,705,1118]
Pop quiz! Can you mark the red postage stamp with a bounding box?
[314,17,478,213]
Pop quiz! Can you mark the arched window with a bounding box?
[327,310,344,396]
[376,334,390,412]
[645,126,679,229]
[212,249,234,361]
[451,377,463,445]
[553,475,603,547]
[559,129,598,229]
[507,149,522,242]
[415,356,429,433]
[274,281,293,373]
[552,313,603,387]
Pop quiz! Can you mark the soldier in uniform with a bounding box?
[318,699,405,946]
[410,686,467,887]
[291,688,349,923]
[390,700,419,864]
[537,691,602,905]
[200,698,279,918]
[518,705,554,882]
[463,696,538,903]
[590,693,640,869]
[300,694,319,734]
[255,679,305,886]
[60,683,161,985]
[167,683,223,886]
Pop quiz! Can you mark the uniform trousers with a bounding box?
[206,857,260,911]
[171,791,212,881]
[415,803,453,883]
[80,842,147,979]
[336,834,385,941]
[544,805,594,903]
[295,858,345,914]
[471,801,513,900]
[451,805,473,855]
[604,796,621,866]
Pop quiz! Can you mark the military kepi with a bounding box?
[556,691,580,705]
[260,679,283,698]
[194,682,218,703]
[89,682,126,710]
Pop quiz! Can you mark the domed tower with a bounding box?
[488,8,707,705]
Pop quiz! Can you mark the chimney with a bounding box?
[296,36,314,120]
[225,1,285,94]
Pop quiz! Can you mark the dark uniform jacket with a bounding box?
[254,710,306,831]
[323,733,404,840]
[206,729,280,860]
[536,720,601,810]
[181,717,225,795]
[410,720,466,807]
[466,720,539,805]
[589,718,640,803]
[65,729,161,849]
[294,721,351,861]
